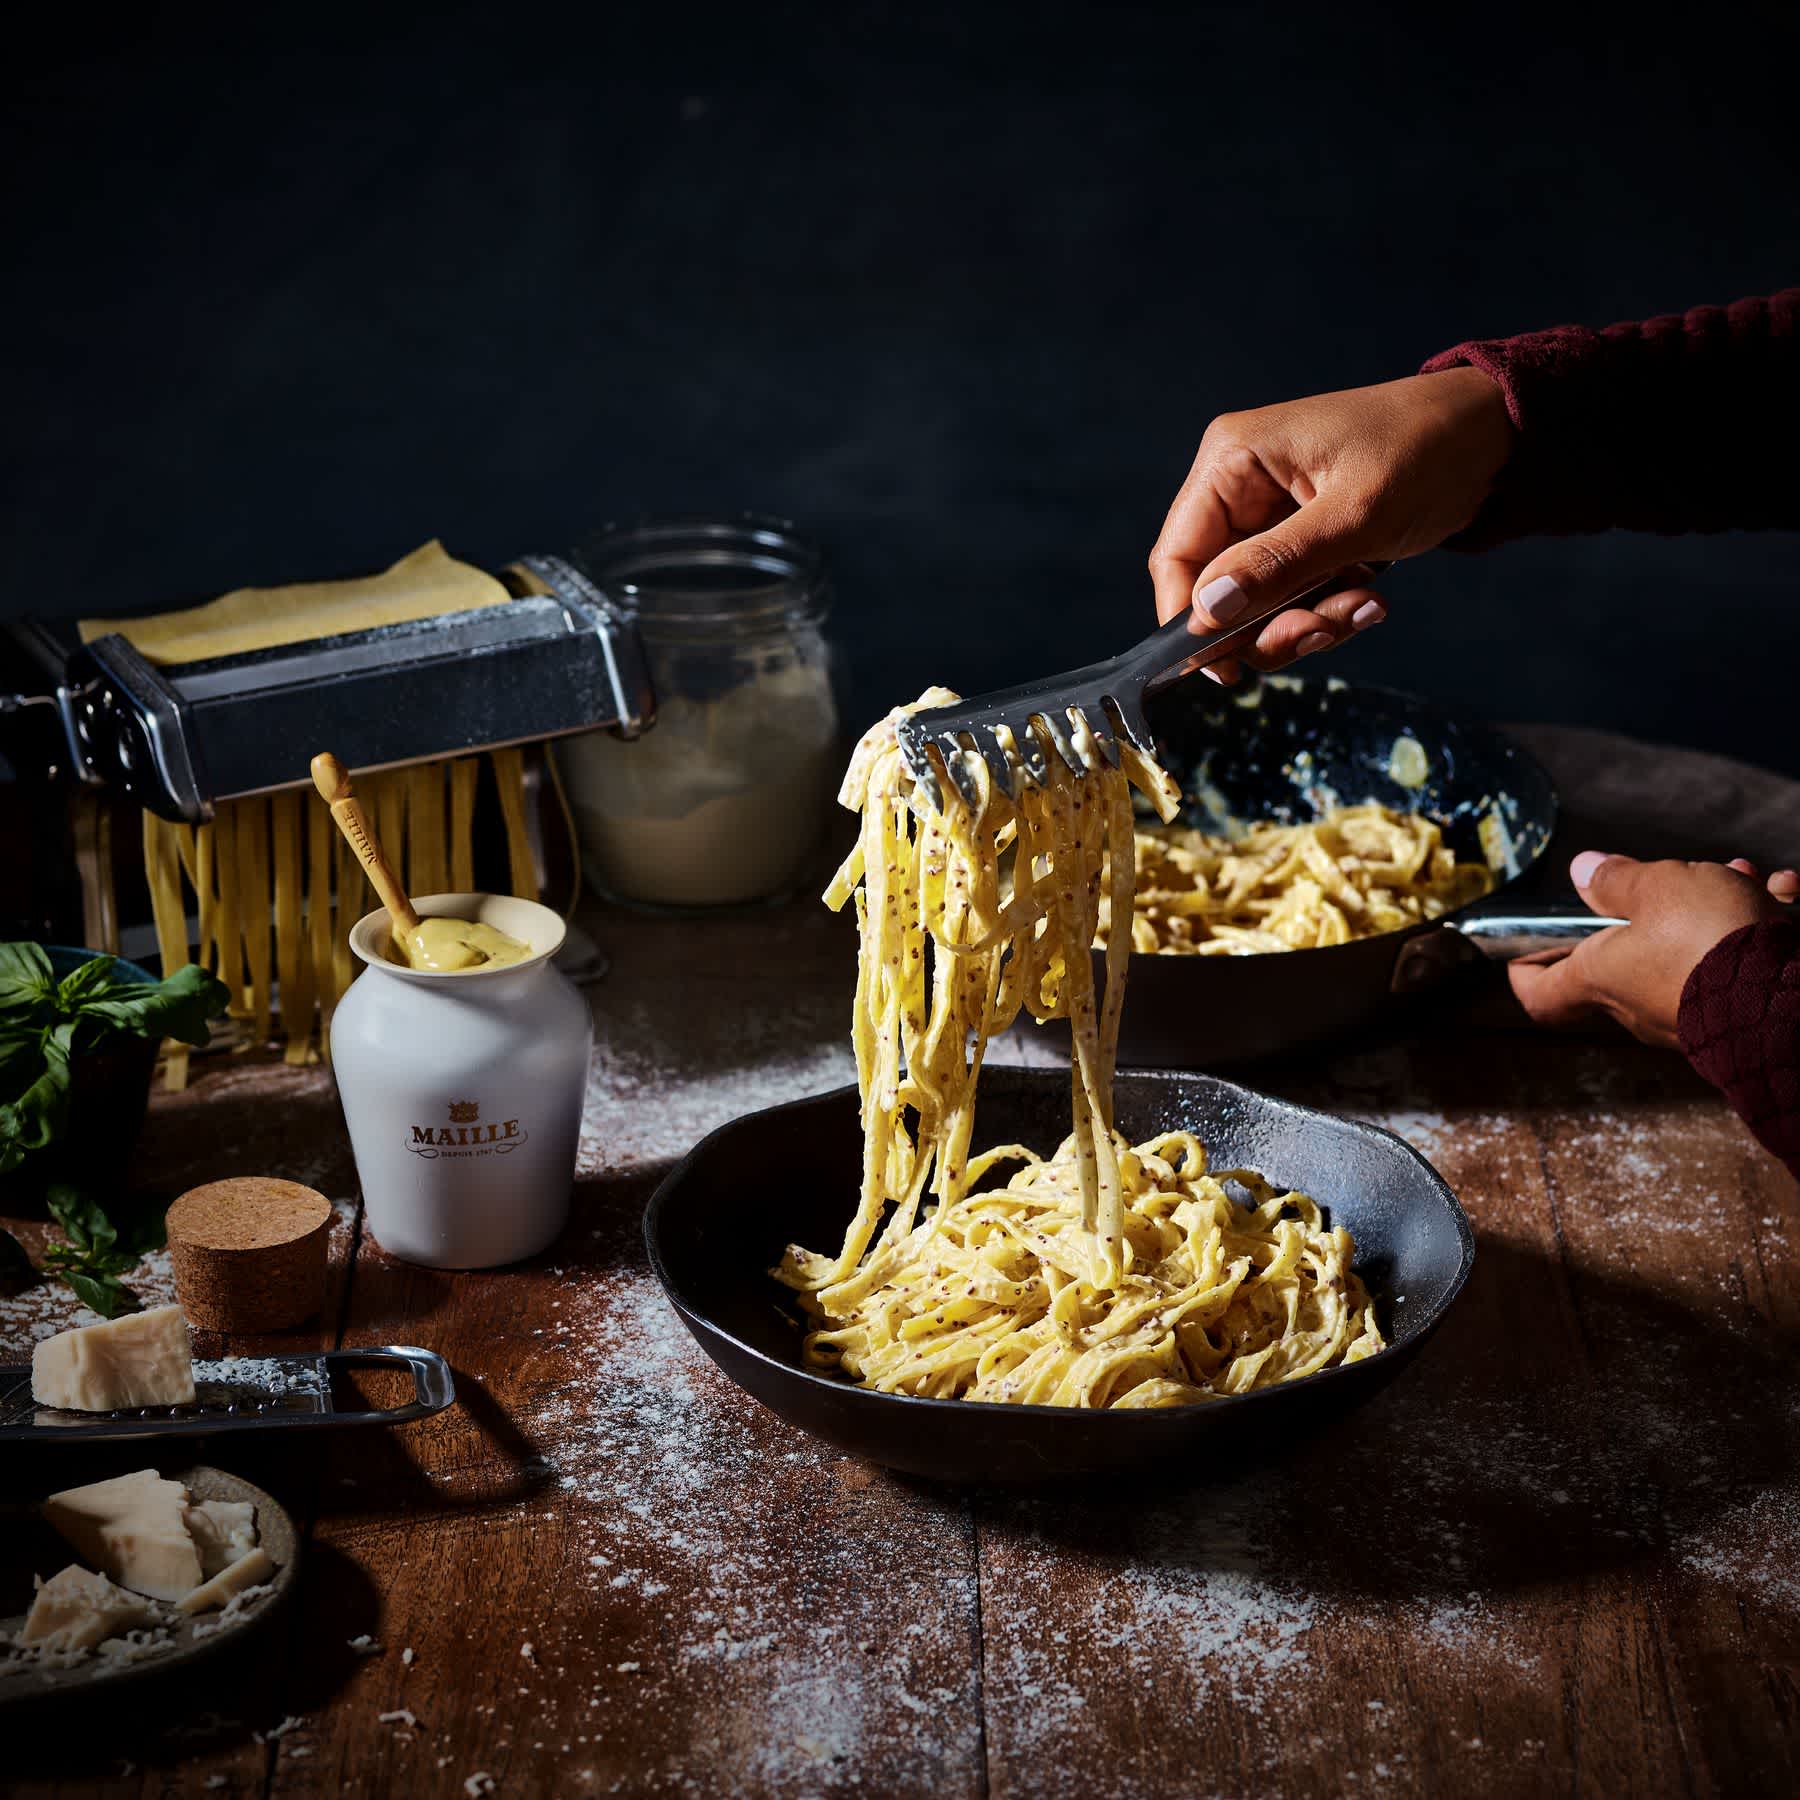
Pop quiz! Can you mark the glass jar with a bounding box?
[557,514,842,911]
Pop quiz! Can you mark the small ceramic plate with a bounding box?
[0,1464,298,1703]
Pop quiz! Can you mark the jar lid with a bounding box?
[575,513,830,632]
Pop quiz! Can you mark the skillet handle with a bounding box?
[1390,903,1626,994]
[1443,906,1629,960]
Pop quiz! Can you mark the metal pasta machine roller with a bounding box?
[1,554,656,823]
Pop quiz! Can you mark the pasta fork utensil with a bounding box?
[897,563,1389,808]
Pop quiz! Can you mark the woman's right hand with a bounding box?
[1149,367,1516,682]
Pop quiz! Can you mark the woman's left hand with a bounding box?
[1508,852,1797,1048]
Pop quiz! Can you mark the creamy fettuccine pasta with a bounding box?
[1106,804,1494,956]
[774,693,1386,1408]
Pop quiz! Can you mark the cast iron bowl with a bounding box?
[646,1066,1473,1482]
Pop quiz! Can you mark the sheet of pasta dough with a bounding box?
[78,540,509,666]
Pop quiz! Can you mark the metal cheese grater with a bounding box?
[0,1345,455,1443]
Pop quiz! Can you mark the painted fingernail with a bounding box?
[1351,600,1385,629]
[1202,665,1229,685]
[1570,851,1612,889]
[1296,631,1334,657]
[1192,574,1247,626]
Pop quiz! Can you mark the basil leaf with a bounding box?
[60,1266,135,1318]
[56,954,120,1012]
[0,1023,72,1169]
[0,1229,34,1285]
[77,963,231,1048]
[0,942,56,1015]
[46,1181,116,1260]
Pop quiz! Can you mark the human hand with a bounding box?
[1149,367,1515,683]
[1508,851,1798,1049]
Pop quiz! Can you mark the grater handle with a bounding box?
[323,1346,458,1423]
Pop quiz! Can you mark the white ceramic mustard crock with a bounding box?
[331,893,592,1269]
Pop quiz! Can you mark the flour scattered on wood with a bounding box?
[517,1257,979,1792]
[580,995,850,1174]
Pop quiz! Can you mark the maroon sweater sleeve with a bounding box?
[1677,920,1800,1184]
[1421,288,1800,548]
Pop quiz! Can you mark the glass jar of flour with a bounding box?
[558,514,841,910]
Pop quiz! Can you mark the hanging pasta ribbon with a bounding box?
[773,692,1387,1409]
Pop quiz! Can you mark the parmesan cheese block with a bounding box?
[176,1546,274,1615]
[42,1469,202,1602]
[19,1564,159,1652]
[31,1304,195,1411]
[184,1498,258,1578]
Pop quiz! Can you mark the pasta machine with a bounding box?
[0,554,657,825]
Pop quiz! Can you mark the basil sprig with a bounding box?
[0,943,227,1314]
[34,1182,171,1317]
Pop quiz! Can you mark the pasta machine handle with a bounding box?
[63,633,213,820]
[510,552,657,740]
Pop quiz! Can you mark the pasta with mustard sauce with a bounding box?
[774,693,1387,1408]
[1103,805,1494,956]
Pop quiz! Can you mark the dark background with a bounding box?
[6,2,1798,771]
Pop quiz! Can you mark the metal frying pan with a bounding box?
[1099,674,1617,1067]
[646,1066,1473,1483]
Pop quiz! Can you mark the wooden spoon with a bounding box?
[310,752,420,941]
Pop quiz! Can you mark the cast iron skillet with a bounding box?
[1102,674,1612,1067]
[646,1066,1473,1483]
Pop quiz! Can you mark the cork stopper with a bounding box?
[166,1178,333,1332]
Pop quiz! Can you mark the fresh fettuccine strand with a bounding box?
[449,757,479,892]
[307,794,340,1050]
[406,763,449,899]
[235,796,274,1047]
[489,748,538,900]
[271,791,316,1065]
[210,806,244,1019]
[141,812,193,1089]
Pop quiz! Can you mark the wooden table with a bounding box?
[6,725,1799,1799]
